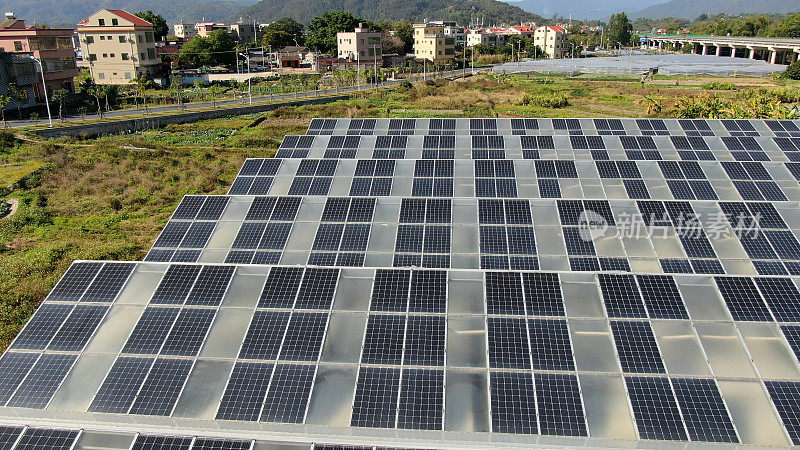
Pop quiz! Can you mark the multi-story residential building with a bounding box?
[533,25,569,59]
[0,52,39,113]
[173,23,196,39]
[0,13,78,95]
[77,9,161,84]
[442,26,466,50]
[337,25,382,62]
[195,22,227,38]
[413,22,455,63]
[228,22,256,43]
[466,29,508,48]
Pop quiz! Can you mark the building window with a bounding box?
[107,36,112,40]
[122,53,129,60]
[145,32,154,42]
[99,36,105,40]
[88,53,97,61]
[98,19,105,26]
[110,53,115,58]
[140,52,146,60]
[13,41,23,51]
[111,18,118,26]
[98,72,105,79]
[147,48,156,59]
[137,35,143,43]
[125,72,132,79]
[85,35,94,44]
[119,36,126,43]
[102,53,107,58]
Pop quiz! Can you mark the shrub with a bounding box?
[518,92,570,108]
[784,61,800,80]
[702,82,736,91]
[0,130,16,150]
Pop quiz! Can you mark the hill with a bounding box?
[2,0,258,29]
[632,0,800,19]
[509,0,667,20]
[235,0,541,25]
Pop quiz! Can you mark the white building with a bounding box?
[534,25,569,59]
[337,25,382,62]
[173,23,196,39]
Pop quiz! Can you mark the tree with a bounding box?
[135,11,168,39]
[785,61,800,80]
[261,17,305,50]
[606,12,633,48]
[178,30,236,68]
[0,95,9,127]
[769,12,800,38]
[130,76,149,109]
[306,11,366,53]
[394,21,414,55]
[51,89,69,121]
[6,84,25,120]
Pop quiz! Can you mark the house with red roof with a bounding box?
[534,25,570,59]
[77,9,161,84]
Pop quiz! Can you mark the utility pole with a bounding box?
[29,56,52,127]
[373,45,379,87]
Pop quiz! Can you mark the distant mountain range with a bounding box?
[505,0,665,20]
[630,0,800,19]
[2,0,258,29]
[4,0,798,31]
[236,0,541,25]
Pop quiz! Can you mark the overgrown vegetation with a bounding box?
[702,81,737,90]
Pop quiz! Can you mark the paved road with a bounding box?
[5,68,480,129]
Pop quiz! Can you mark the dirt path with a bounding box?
[2,198,19,219]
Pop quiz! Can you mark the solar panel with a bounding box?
[90,356,153,413]
[490,371,537,434]
[535,373,587,436]
[0,426,22,450]
[635,275,688,319]
[362,314,405,365]
[485,272,524,315]
[47,304,108,351]
[216,361,274,421]
[625,376,687,441]
[239,310,290,360]
[278,312,328,361]
[672,378,738,443]
[81,262,133,302]
[11,303,72,350]
[46,262,102,301]
[7,353,76,408]
[527,318,574,371]
[404,315,445,366]
[0,352,38,404]
[397,368,444,430]
[14,428,79,450]
[765,381,800,445]
[371,270,411,312]
[409,270,446,313]
[714,277,773,321]
[260,363,315,423]
[610,320,666,374]
[128,357,193,416]
[487,317,530,369]
[598,274,647,318]
[160,308,216,356]
[351,367,401,428]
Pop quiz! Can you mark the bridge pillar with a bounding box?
[731,47,738,58]
[716,45,723,56]
[749,47,756,59]
[702,44,709,55]
[770,49,778,64]
[792,51,799,64]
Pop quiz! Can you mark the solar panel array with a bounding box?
[1,117,800,448]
